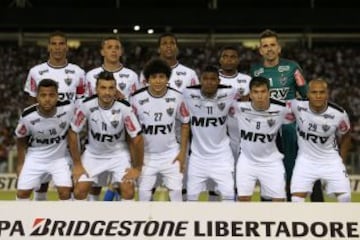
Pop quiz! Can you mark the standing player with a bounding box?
[234,76,293,201]
[183,65,236,202]
[250,29,323,202]
[290,79,352,202]
[140,33,199,199]
[16,79,74,201]
[131,58,190,201]
[85,36,139,201]
[139,32,199,91]
[68,71,144,200]
[23,31,86,200]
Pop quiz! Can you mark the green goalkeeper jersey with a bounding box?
[250,58,307,100]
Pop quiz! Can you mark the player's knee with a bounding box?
[336,192,351,202]
[74,183,91,200]
[17,190,32,199]
[120,182,135,200]
[58,187,72,200]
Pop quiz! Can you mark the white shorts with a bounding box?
[236,154,286,198]
[291,155,351,195]
[138,152,183,191]
[187,150,235,199]
[78,150,131,184]
[17,156,72,190]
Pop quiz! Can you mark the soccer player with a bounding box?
[290,79,352,202]
[68,71,144,201]
[234,76,293,201]
[183,65,236,202]
[139,32,199,91]
[131,58,190,201]
[15,79,74,201]
[23,31,86,200]
[85,36,139,201]
[250,29,324,202]
[140,32,199,199]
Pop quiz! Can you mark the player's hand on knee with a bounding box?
[123,167,140,182]
[72,164,88,182]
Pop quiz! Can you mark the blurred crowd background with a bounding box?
[0,40,360,174]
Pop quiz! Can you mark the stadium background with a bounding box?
[0,0,359,200]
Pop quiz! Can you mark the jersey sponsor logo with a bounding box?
[237,79,247,83]
[191,116,226,127]
[124,116,136,132]
[142,123,173,135]
[74,110,85,127]
[294,69,306,86]
[269,87,290,100]
[240,107,251,112]
[240,129,276,143]
[176,71,186,76]
[64,69,75,74]
[323,113,334,119]
[339,120,349,132]
[31,134,66,145]
[190,94,201,99]
[297,127,329,144]
[30,118,41,125]
[253,68,264,77]
[56,111,66,118]
[90,129,122,142]
[139,98,149,105]
[90,106,99,112]
[58,92,75,101]
[119,73,129,78]
[38,69,49,75]
[278,65,290,72]
[180,102,189,117]
[217,94,227,100]
[297,106,308,112]
[165,97,176,103]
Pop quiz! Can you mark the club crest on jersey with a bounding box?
[279,74,288,86]
[118,82,126,90]
[217,102,226,111]
[267,119,275,127]
[111,120,119,128]
[322,124,330,132]
[59,121,67,129]
[174,79,183,88]
[167,108,174,116]
[64,77,72,86]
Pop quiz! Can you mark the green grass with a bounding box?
[3,190,360,202]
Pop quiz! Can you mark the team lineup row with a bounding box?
[15,31,351,202]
